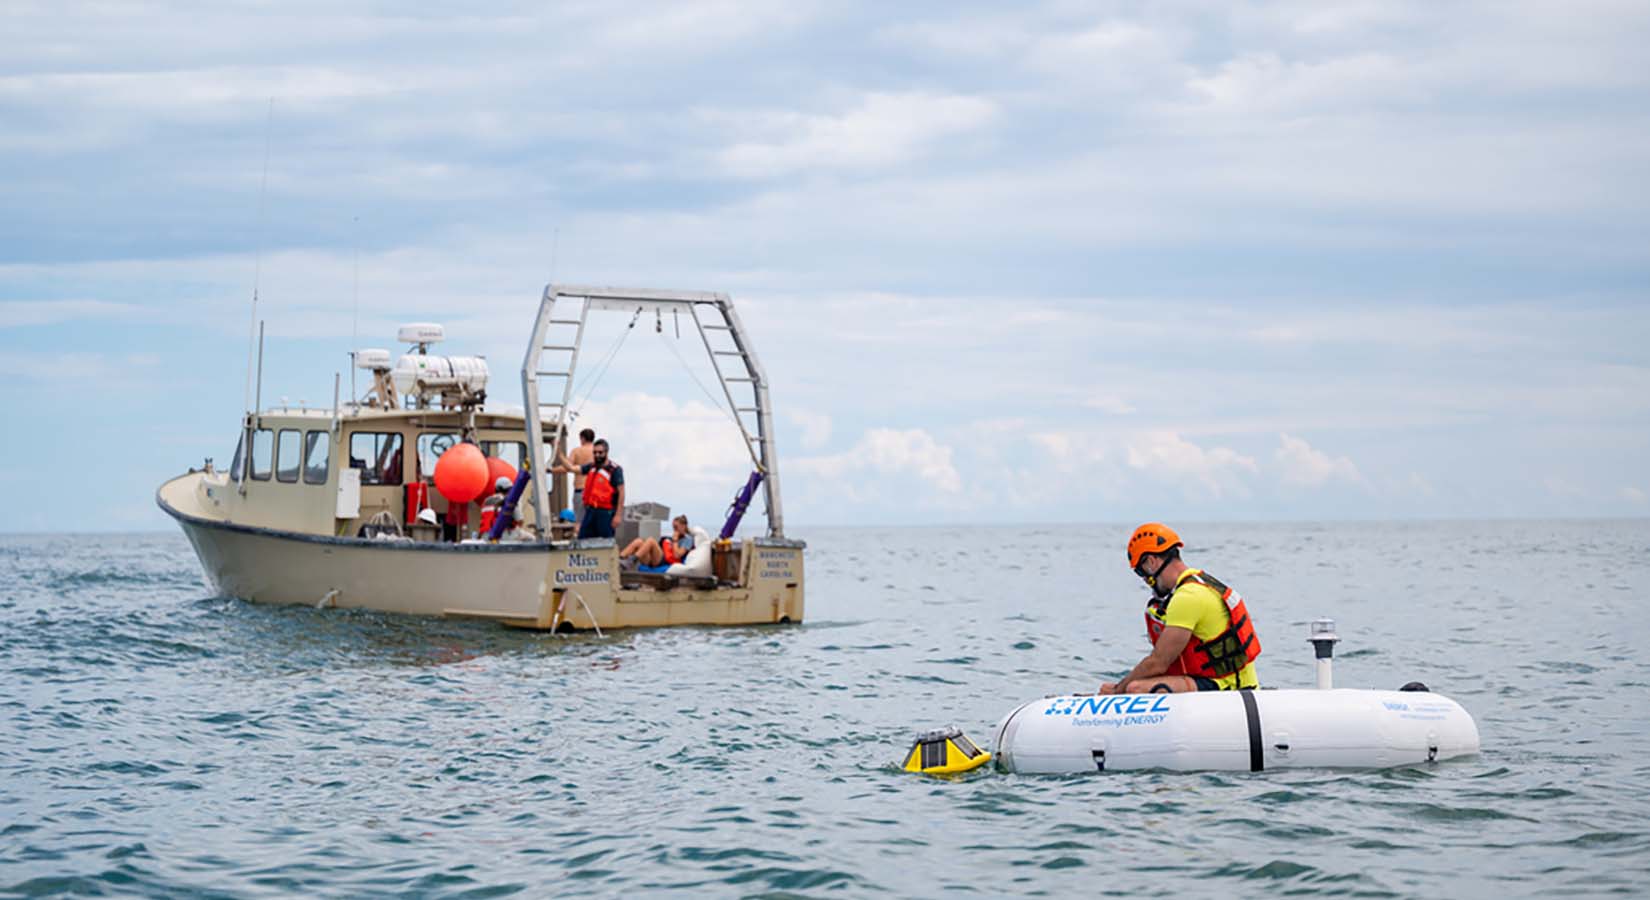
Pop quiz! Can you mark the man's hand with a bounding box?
[1098,681,1123,695]
[612,512,622,529]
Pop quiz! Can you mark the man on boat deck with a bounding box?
[568,428,596,520]
[1099,523,1262,695]
[555,438,623,540]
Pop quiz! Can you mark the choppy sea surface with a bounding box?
[3,520,1649,898]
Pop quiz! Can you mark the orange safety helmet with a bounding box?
[1127,523,1183,569]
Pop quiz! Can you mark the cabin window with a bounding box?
[230,432,245,483]
[275,429,301,482]
[349,432,404,485]
[303,430,330,484]
[417,432,460,480]
[482,441,527,472]
[250,428,273,481]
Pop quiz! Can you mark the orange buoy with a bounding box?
[433,442,490,505]
[485,455,517,489]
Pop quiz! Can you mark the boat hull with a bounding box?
[159,473,805,630]
[992,689,1480,773]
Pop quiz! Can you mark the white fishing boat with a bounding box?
[157,285,805,631]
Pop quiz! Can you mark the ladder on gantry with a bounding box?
[519,285,784,540]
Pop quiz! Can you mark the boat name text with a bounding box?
[554,552,611,586]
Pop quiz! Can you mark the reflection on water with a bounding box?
[3,522,1649,897]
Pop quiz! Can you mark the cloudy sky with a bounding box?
[2,0,1646,532]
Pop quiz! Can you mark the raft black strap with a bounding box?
[1239,688,1263,772]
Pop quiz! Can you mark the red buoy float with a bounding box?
[485,455,517,489]
[433,442,489,505]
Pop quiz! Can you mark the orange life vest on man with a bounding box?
[584,464,617,509]
[1143,570,1262,679]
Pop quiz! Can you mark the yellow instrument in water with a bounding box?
[903,726,991,775]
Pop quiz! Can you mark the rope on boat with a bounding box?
[569,307,642,419]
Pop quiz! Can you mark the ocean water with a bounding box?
[3,520,1648,898]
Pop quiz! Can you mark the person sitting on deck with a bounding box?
[620,515,695,573]
[1098,523,1263,695]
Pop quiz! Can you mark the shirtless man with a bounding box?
[568,428,596,520]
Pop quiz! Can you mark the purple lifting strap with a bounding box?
[487,470,532,540]
[719,470,764,540]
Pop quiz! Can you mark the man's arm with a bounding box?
[612,482,625,526]
[1100,626,1193,694]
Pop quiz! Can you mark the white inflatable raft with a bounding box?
[992,688,1479,773]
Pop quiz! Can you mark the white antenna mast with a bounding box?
[243,98,273,415]
[350,215,360,408]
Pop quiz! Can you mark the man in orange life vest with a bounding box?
[554,438,623,540]
[1098,523,1262,695]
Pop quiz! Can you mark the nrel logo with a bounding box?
[1046,696,1171,717]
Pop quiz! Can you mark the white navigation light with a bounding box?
[397,323,445,345]
[355,348,392,370]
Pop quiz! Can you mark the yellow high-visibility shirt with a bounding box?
[1149,568,1260,689]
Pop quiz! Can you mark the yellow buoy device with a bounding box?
[903,725,991,775]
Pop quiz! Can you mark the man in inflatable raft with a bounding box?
[1098,523,1263,695]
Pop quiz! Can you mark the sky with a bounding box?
[1,0,1647,533]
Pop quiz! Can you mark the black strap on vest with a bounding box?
[1239,688,1263,772]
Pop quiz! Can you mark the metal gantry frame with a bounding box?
[519,285,785,540]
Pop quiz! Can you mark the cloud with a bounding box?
[1402,472,1435,499]
[793,427,961,495]
[1624,486,1647,505]
[786,409,831,449]
[0,351,159,380]
[715,91,997,178]
[1274,433,1363,488]
[3,2,1649,530]
[0,299,141,328]
[1185,51,1415,116]
[570,392,754,516]
[1124,431,1257,499]
[1083,394,1135,415]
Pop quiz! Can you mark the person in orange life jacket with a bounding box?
[476,476,512,536]
[1098,523,1263,695]
[619,515,694,571]
[553,438,623,540]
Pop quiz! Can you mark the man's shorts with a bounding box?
[1191,675,1224,692]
